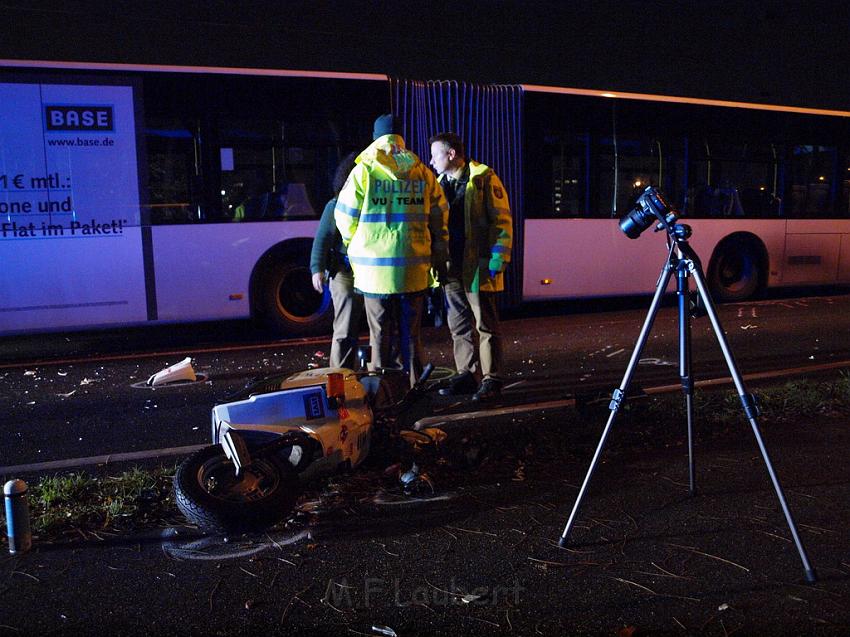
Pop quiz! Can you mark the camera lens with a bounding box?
[619,186,676,239]
[618,206,654,239]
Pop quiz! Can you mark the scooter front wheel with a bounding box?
[174,445,298,534]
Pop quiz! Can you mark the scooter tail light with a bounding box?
[326,372,346,406]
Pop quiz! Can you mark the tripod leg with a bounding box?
[559,261,675,547]
[676,261,696,496]
[687,258,817,583]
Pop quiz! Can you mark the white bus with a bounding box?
[521,86,850,303]
[2,62,849,336]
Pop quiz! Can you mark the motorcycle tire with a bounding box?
[174,445,299,534]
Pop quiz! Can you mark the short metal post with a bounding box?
[5,479,32,554]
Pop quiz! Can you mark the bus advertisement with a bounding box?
[1,79,147,332]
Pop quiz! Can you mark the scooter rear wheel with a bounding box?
[174,445,298,534]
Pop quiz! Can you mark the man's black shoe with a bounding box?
[437,372,477,396]
[472,378,502,402]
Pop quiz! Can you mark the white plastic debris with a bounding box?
[147,357,197,386]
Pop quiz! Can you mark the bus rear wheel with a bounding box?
[707,238,763,302]
[258,257,333,336]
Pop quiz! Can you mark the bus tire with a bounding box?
[707,236,764,302]
[258,256,333,336]
[174,445,298,534]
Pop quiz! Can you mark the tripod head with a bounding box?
[670,222,692,240]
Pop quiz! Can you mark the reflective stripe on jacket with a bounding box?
[459,160,513,293]
[335,134,449,295]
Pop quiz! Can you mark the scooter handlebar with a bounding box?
[416,363,434,387]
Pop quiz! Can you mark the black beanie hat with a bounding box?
[373,113,398,139]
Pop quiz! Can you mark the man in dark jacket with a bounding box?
[310,152,363,369]
[429,132,513,401]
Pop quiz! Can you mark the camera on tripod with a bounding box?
[559,183,818,583]
[618,186,678,239]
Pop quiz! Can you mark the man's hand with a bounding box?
[311,272,326,294]
[434,261,449,284]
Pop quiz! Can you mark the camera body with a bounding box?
[618,186,678,239]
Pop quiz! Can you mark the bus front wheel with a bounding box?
[707,238,764,302]
[258,257,333,336]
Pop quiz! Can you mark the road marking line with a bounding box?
[0,444,207,475]
[414,360,850,429]
[414,398,577,430]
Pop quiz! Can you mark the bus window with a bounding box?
[221,118,318,221]
[598,136,668,218]
[841,154,850,218]
[688,140,780,218]
[551,134,588,217]
[144,118,198,224]
[221,119,276,221]
[790,145,837,217]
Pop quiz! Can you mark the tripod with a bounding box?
[558,222,817,583]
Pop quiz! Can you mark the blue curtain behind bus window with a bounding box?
[391,79,524,307]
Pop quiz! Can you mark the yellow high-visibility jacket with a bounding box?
[335,134,449,295]
[446,160,513,293]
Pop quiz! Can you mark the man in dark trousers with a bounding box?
[310,152,362,369]
[429,132,513,401]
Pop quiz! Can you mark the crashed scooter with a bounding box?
[174,365,433,534]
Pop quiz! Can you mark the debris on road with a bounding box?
[147,357,196,386]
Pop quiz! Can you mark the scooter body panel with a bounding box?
[211,368,374,472]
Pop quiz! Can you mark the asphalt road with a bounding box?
[2,373,849,635]
[1,292,849,469]
[2,293,850,635]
